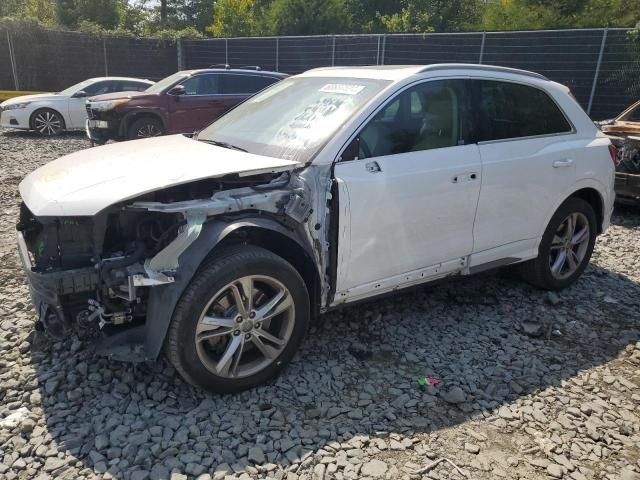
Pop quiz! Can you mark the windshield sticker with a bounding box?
[319,84,365,95]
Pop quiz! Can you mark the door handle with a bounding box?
[452,172,478,183]
[365,161,381,173]
[553,159,573,168]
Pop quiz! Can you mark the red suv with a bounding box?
[85,67,287,143]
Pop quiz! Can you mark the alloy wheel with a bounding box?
[136,124,162,138]
[194,275,295,378]
[34,111,62,135]
[549,212,590,280]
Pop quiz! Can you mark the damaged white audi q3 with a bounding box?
[17,64,615,393]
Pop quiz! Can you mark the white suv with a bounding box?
[17,64,615,392]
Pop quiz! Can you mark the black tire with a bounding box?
[166,245,310,394]
[30,108,65,136]
[518,197,597,291]
[127,117,165,140]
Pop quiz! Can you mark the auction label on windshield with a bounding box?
[319,84,365,95]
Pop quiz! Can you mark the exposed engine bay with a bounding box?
[16,166,334,360]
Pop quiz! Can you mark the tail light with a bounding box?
[608,144,619,166]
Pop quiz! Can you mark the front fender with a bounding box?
[143,216,307,360]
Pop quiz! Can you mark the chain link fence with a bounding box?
[1,23,639,120]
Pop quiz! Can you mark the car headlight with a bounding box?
[4,102,31,110]
[89,99,130,111]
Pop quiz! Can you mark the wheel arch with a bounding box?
[120,110,167,137]
[568,187,605,234]
[29,107,66,131]
[143,217,320,360]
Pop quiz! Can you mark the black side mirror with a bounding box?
[341,137,360,161]
[168,85,186,96]
[72,90,87,98]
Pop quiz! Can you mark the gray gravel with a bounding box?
[1,129,639,480]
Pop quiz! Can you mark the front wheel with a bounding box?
[31,109,65,136]
[127,117,164,140]
[166,246,310,393]
[519,197,597,290]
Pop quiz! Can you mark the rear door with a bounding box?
[168,73,221,133]
[472,79,576,256]
[333,79,481,301]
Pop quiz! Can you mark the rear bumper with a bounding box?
[615,172,640,204]
[0,108,30,129]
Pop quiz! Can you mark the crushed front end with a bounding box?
[15,167,331,361]
[16,200,183,354]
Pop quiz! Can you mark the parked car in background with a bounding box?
[17,64,614,393]
[85,66,288,144]
[0,77,153,136]
[596,99,640,204]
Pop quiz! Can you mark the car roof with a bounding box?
[300,64,549,82]
[185,69,288,78]
[85,76,155,84]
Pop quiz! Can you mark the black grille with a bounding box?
[85,104,94,119]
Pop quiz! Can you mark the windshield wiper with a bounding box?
[199,139,248,153]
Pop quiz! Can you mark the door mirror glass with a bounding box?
[72,90,87,98]
[168,85,186,96]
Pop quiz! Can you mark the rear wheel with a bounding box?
[127,117,164,140]
[31,109,64,136]
[519,197,597,290]
[166,246,310,393]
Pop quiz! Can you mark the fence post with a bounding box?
[177,39,183,70]
[376,35,381,65]
[479,32,486,64]
[380,34,387,65]
[331,35,336,66]
[225,38,229,65]
[275,37,279,71]
[102,37,109,75]
[587,28,608,116]
[6,30,19,90]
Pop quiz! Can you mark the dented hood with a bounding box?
[19,134,300,216]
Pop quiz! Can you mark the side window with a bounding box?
[120,81,149,92]
[356,79,467,159]
[476,80,572,142]
[83,81,118,96]
[180,74,220,95]
[623,103,640,122]
[221,75,279,95]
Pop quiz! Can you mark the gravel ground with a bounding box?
[0,129,639,480]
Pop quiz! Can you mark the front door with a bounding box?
[333,79,481,301]
[168,73,223,133]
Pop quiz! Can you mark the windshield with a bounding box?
[197,76,391,163]
[146,71,189,94]
[58,79,97,96]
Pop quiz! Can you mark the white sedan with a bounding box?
[0,77,153,136]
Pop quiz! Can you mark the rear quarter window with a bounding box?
[476,80,572,142]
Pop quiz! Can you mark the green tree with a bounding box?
[265,0,351,35]
[378,0,433,33]
[208,0,263,36]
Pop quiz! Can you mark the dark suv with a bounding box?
[85,67,287,143]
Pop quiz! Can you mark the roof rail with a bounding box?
[208,63,231,69]
[418,63,549,81]
[238,65,262,71]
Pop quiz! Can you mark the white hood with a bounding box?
[1,93,57,107]
[20,135,300,216]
